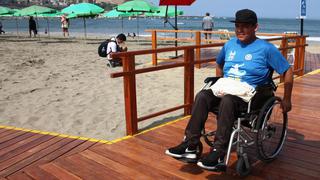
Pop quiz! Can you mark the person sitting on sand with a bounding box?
[107,33,127,67]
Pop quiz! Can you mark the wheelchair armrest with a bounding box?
[255,81,277,92]
[204,77,221,84]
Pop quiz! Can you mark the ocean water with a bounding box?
[1,16,320,39]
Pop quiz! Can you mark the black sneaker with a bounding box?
[197,149,225,171]
[165,141,199,162]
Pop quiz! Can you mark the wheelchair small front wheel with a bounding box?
[236,155,251,177]
[255,97,288,162]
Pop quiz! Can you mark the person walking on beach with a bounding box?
[29,16,37,37]
[106,33,127,67]
[0,21,5,34]
[61,15,70,37]
[202,12,214,40]
[165,9,293,171]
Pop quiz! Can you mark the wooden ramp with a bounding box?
[1,72,320,179]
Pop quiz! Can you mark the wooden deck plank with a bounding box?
[0,134,50,162]
[23,166,59,180]
[0,137,73,176]
[0,131,29,146]
[53,154,125,180]
[0,130,19,141]
[40,163,82,180]
[6,172,32,180]
[93,141,212,179]
[80,150,152,179]
[0,128,10,135]
[9,139,93,176]
[0,132,36,151]
[90,144,178,179]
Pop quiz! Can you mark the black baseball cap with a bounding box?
[230,9,257,24]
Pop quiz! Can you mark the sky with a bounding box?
[150,0,320,20]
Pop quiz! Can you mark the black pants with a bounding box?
[185,89,272,152]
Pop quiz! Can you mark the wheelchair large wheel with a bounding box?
[255,97,288,162]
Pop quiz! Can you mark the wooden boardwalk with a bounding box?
[0,71,319,179]
[305,52,320,73]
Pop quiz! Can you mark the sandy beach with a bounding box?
[0,33,319,140]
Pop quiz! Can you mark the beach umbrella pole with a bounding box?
[83,17,87,39]
[35,15,41,40]
[15,17,19,37]
[46,18,50,38]
[137,16,139,40]
[121,17,124,33]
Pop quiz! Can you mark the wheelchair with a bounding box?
[195,77,288,176]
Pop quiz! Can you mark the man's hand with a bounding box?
[281,98,292,113]
[282,68,293,113]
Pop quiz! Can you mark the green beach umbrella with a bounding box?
[17,5,57,38]
[116,0,158,13]
[61,3,104,17]
[13,10,22,17]
[116,0,159,37]
[18,5,57,16]
[61,3,104,38]
[0,8,21,36]
[145,6,183,17]
[0,6,15,15]
[37,11,62,18]
[103,9,139,18]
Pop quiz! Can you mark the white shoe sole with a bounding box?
[165,150,197,159]
[197,161,224,170]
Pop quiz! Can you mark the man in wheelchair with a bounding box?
[165,9,293,172]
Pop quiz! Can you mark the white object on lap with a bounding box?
[210,78,256,102]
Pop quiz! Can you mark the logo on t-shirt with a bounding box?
[227,63,246,79]
[245,54,252,61]
[228,51,236,61]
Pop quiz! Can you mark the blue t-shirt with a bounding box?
[216,38,290,87]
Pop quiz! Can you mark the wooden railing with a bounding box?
[145,29,286,68]
[110,35,307,135]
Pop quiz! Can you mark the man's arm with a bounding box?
[282,67,293,112]
[216,63,224,77]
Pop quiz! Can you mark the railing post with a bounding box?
[122,55,138,135]
[298,36,306,76]
[195,31,201,69]
[152,30,157,66]
[293,36,299,73]
[280,37,288,82]
[184,48,195,115]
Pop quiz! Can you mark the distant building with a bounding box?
[0,0,125,6]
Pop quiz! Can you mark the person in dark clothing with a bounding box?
[165,9,293,171]
[29,16,37,37]
[0,21,5,34]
